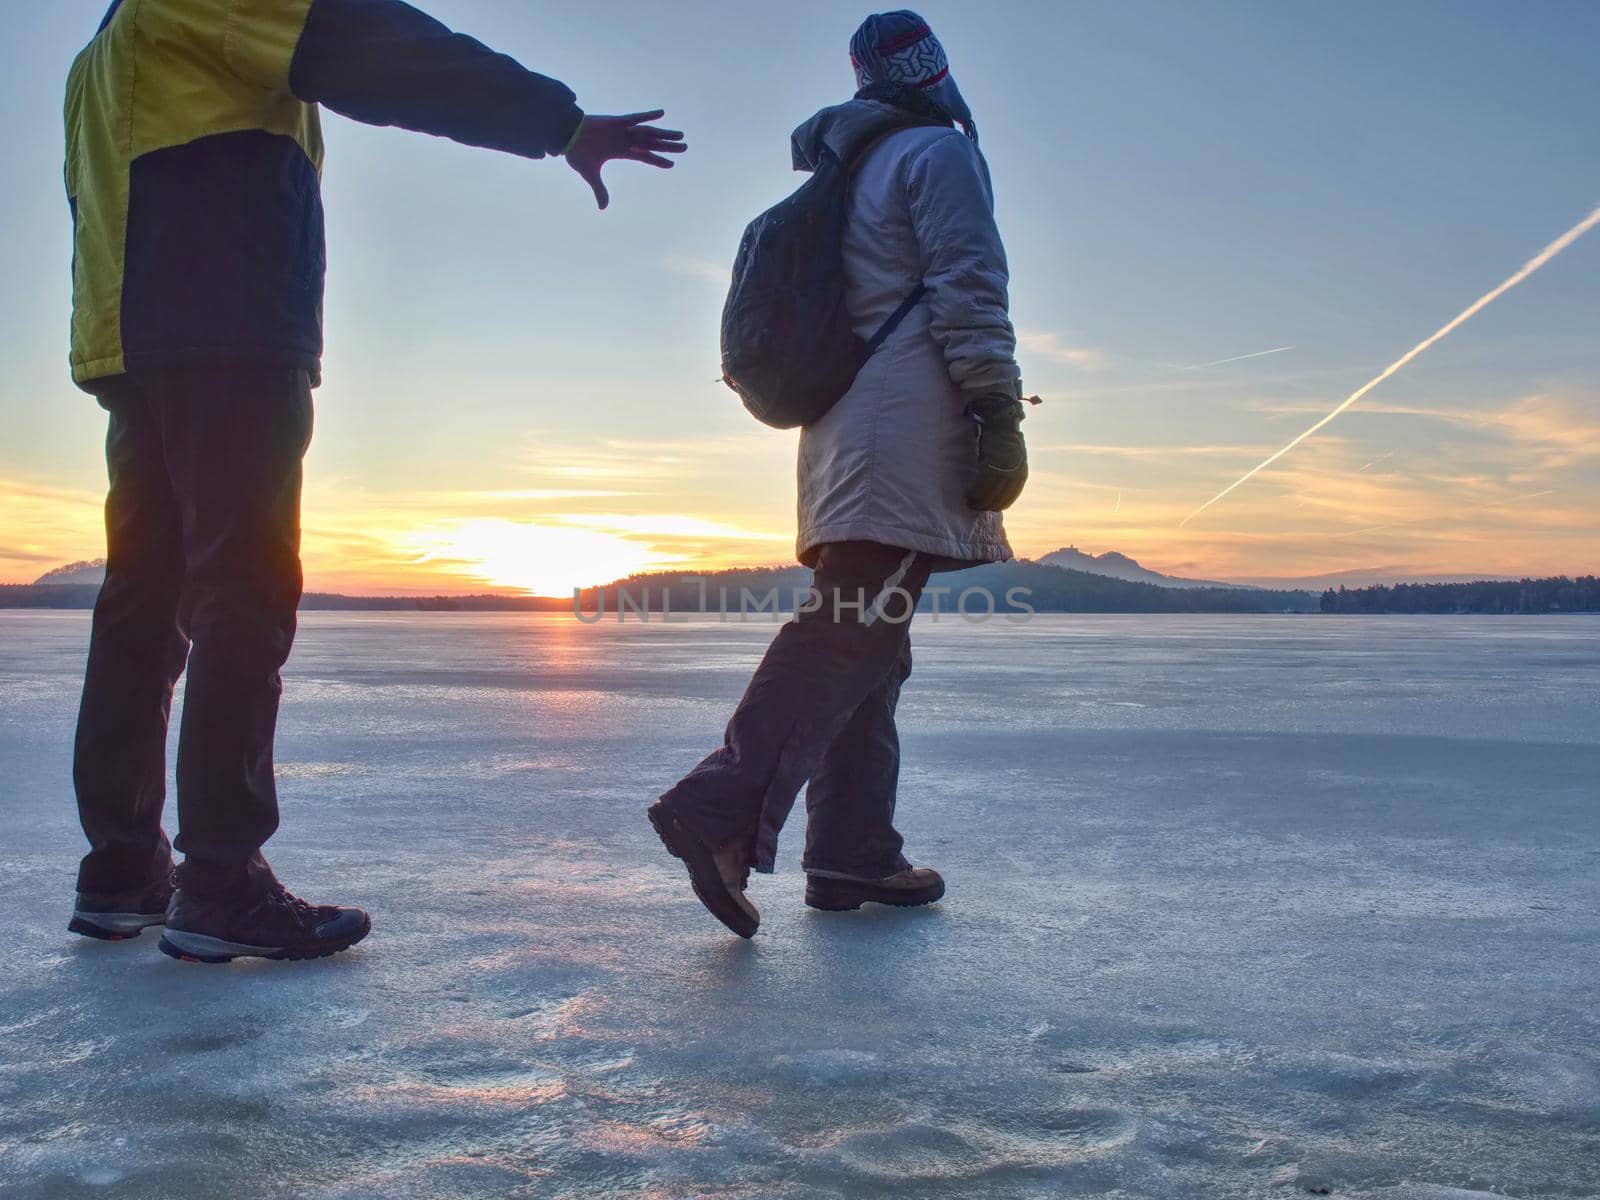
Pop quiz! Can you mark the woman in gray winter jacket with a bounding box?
[649,10,1029,937]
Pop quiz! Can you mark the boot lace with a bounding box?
[263,883,321,930]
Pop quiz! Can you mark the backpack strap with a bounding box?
[867,284,926,351]
[839,118,941,352]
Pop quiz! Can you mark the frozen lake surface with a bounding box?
[2,611,1597,1198]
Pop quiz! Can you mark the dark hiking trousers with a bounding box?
[657,540,935,878]
[73,367,313,898]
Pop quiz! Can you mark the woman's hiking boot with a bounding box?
[805,866,945,912]
[647,802,760,938]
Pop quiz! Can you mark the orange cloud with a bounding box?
[0,479,104,584]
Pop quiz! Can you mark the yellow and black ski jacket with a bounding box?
[65,0,584,389]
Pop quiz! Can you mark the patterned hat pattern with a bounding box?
[849,10,978,142]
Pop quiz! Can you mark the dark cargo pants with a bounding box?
[658,540,935,878]
[73,367,312,897]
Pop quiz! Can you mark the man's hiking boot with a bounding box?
[647,802,760,938]
[805,866,945,912]
[158,881,371,964]
[69,873,175,940]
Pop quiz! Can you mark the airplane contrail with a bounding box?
[1357,450,1396,472]
[1180,203,1600,528]
[1190,345,1295,369]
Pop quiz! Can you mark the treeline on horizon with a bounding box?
[0,583,570,612]
[569,562,1318,614]
[1319,576,1600,614]
[6,569,1595,615]
[5,561,1318,614]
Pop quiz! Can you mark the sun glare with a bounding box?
[415,520,660,597]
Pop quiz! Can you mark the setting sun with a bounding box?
[408,519,664,596]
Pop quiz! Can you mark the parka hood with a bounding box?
[790,99,947,172]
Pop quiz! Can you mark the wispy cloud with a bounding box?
[513,431,786,482]
[1038,441,1274,459]
[1017,331,1108,371]
[558,513,788,542]
[0,546,62,573]
[661,253,729,285]
[1289,390,1600,471]
[0,478,106,583]
[1469,392,1600,468]
[1326,489,1558,541]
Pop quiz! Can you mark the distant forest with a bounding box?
[9,570,1597,616]
[573,562,1320,614]
[1320,576,1599,614]
[0,584,569,612]
[1,562,1317,614]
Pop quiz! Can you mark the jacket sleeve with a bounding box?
[905,132,1023,396]
[236,0,583,158]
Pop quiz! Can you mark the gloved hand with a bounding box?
[964,393,1029,511]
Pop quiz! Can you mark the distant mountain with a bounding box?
[1035,547,1244,590]
[33,559,105,586]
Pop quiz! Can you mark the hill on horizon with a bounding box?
[1035,546,1243,590]
[32,559,105,587]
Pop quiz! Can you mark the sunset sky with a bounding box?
[4,0,1597,595]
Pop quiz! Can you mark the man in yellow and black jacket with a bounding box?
[64,0,685,965]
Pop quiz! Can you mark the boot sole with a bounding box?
[68,913,166,941]
[804,877,946,912]
[157,913,372,964]
[648,805,758,939]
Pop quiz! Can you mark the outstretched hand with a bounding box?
[565,110,686,210]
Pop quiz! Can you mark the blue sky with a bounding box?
[3,0,1597,591]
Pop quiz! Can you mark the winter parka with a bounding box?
[65,0,583,389]
[790,99,1022,568]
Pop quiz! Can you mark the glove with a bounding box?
[964,393,1029,511]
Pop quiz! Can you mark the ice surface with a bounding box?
[1,611,1597,1198]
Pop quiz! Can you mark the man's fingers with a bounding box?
[628,150,677,169]
[568,111,685,206]
[632,126,685,143]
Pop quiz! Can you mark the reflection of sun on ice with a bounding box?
[412,519,658,597]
